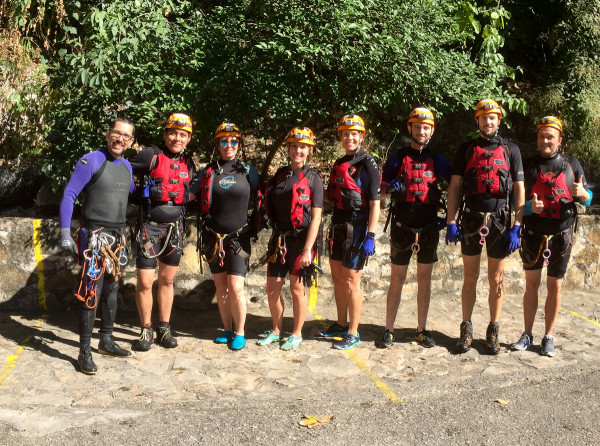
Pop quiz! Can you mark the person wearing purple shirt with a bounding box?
[59,117,136,375]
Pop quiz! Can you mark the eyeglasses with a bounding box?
[219,140,239,147]
[109,129,134,141]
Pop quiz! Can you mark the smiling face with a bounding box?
[537,126,562,158]
[408,122,434,148]
[288,142,312,169]
[477,113,501,138]
[164,128,191,154]
[217,136,239,161]
[340,129,364,154]
[105,121,135,159]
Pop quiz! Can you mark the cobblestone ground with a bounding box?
[0,289,599,445]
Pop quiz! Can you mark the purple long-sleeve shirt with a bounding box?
[59,147,135,229]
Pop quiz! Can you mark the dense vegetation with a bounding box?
[1,0,599,189]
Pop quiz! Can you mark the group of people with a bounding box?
[59,101,592,376]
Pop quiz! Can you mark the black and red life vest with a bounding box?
[529,159,576,220]
[198,160,252,217]
[328,152,369,211]
[463,143,512,197]
[148,149,190,205]
[264,166,321,231]
[392,149,441,205]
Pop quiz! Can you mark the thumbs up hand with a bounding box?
[569,175,587,200]
[531,193,544,214]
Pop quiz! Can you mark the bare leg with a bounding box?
[385,264,408,331]
[266,276,286,335]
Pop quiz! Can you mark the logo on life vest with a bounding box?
[219,175,236,189]
[423,171,433,178]
[493,159,504,165]
[299,194,309,201]
[180,172,188,179]
[556,188,565,194]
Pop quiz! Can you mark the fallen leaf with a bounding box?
[299,414,333,428]
[495,399,510,405]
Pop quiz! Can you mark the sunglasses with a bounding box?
[219,140,239,147]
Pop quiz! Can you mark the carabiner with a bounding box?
[542,238,551,267]
[217,238,226,267]
[411,233,420,257]
[278,237,287,264]
[478,214,490,246]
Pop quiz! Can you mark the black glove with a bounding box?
[299,261,323,287]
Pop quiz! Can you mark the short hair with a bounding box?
[109,117,135,135]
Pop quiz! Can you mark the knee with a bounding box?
[137,275,154,292]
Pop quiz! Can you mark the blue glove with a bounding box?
[505,224,521,254]
[361,232,376,257]
[445,223,462,244]
[60,228,78,255]
[385,178,402,194]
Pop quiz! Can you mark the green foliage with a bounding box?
[6,0,526,188]
[504,0,600,171]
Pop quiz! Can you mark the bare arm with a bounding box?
[300,207,323,267]
[513,180,525,225]
[368,199,381,233]
[446,175,463,224]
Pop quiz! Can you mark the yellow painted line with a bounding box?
[535,297,600,328]
[308,259,401,403]
[0,317,46,389]
[562,307,600,328]
[32,219,48,312]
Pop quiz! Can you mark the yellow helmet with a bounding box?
[214,123,241,142]
[337,115,366,134]
[475,99,503,119]
[165,113,193,134]
[537,116,563,136]
[408,107,435,127]
[285,127,315,146]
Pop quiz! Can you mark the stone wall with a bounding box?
[0,213,599,312]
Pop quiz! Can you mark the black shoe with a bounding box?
[158,324,178,348]
[379,329,394,348]
[133,327,154,352]
[78,343,97,375]
[486,322,500,355]
[456,320,473,353]
[415,330,435,348]
[98,334,132,357]
[320,323,349,337]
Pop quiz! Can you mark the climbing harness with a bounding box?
[76,228,127,309]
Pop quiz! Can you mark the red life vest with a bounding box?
[393,150,441,205]
[149,151,190,205]
[463,144,511,196]
[530,160,575,220]
[265,166,320,231]
[328,152,369,211]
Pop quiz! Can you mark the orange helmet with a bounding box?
[165,113,193,134]
[408,107,435,127]
[475,99,503,119]
[337,115,366,134]
[214,123,241,142]
[537,116,563,136]
[285,127,315,146]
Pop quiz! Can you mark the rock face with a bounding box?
[0,214,599,312]
[0,160,45,209]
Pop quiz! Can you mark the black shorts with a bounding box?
[136,220,184,269]
[390,221,439,265]
[460,210,509,259]
[267,231,315,278]
[520,228,573,278]
[328,220,368,271]
[202,229,251,277]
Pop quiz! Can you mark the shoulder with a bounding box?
[77,150,106,171]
